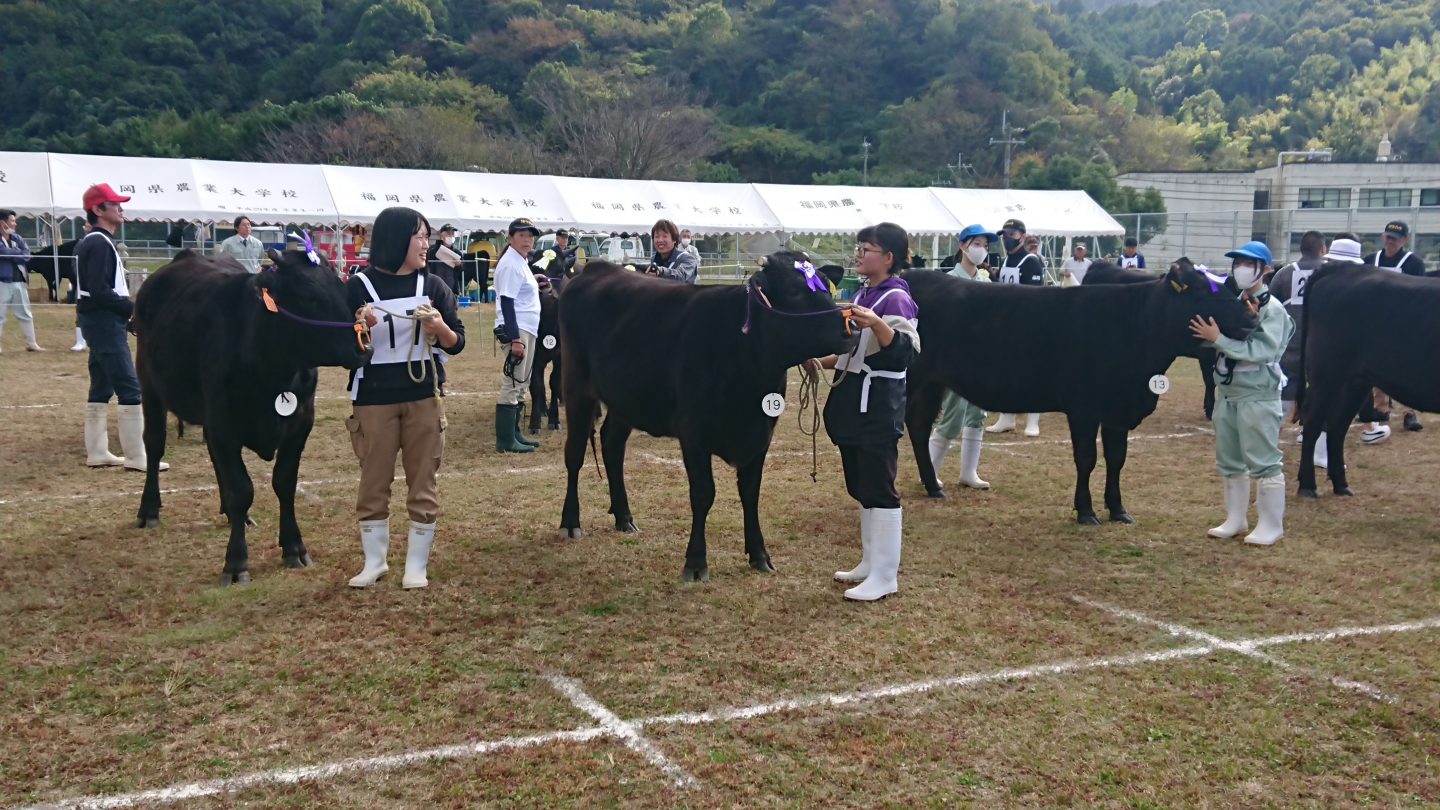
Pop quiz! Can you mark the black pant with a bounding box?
[79,310,142,404]
[838,442,901,509]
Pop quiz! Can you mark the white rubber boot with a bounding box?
[403,521,436,589]
[117,404,168,472]
[1207,475,1250,539]
[1245,475,1285,546]
[348,519,391,587]
[986,413,1016,434]
[20,320,43,352]
[71,326,87,352]
[1313,431,1329,469]
[1024,412,1040,437]
[958,427,991,489]
[84,402,124,467]
[845,507,900,602]
[834,507,872,583]
[927,434,951,490]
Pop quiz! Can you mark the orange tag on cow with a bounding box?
[261,288,279,313]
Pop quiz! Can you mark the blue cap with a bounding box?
[1225,240,1272,265]
[958,224,999,243]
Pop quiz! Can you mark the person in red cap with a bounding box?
[75,183,166,473]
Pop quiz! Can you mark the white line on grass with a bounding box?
[1072,596,1397,703]
[14,610,1440,810]
[547,674,698,789]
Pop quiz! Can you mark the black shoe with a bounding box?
[1405,412,1423,432]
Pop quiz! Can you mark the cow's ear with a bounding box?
[266,248,284,268]
[1166,263,1190,294]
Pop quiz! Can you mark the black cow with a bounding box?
[29,239,79,302]
[1084,261,1219,420]
[904,262,1255,524]
[133,248,373,586]
[558,253,852,581]
[528,279,564,433]
[1296,264,1440,498]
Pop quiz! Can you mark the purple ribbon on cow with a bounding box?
[1199,266,1226,293]
[286,230,322,267]
[794,260,827,293]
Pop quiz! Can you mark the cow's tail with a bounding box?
[1293,265,1331,424]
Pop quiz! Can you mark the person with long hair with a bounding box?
[345,207,466,590]
[810,222,920,601]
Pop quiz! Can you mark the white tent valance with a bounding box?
[2,150,1127,239]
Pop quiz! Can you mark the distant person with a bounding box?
[1267,231,1325,420]
[215,216,265,273]
[494,218,544,453]
[1059,243,1091,287]
[1362,220,1426,434]
[1118,236,1146,271]
[646,219,698,284]
[680,229,700,261]
[0,209,43,352]
[989,218,1043,437]
[426,224,461,292]
[553,229,578,277]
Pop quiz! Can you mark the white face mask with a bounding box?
[1232,261,1263,290]
[442,236,454,246]
[965,244,989,265]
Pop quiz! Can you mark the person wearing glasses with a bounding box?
[809,223,919,602]
[345,207,466,590]
[987,218,1044,437]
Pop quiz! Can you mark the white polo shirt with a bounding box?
[493,247,541,336]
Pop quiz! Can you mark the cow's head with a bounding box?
[1159,257,1256,348]
[745,250,854,364]
[258,247,373,370]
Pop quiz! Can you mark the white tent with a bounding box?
[0,151,54,218]
[320,165,465,227]
[750,184,871,234]
[927,187,1125,237]
[844,186,964,235]
[439,171,574,232]
[47,152,206,222]
[190,159,337,226]
[650,180,781,234]
[546,176,667,233]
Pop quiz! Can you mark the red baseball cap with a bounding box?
[82,183,131,211]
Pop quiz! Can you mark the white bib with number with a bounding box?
[997,264,1021,285]
[350,273,436,400]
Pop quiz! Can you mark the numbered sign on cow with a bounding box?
[1148,375,1171,396]
[761,393,786,417]
[542,334,557,350]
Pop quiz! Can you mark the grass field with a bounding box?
[3,298,1440,808]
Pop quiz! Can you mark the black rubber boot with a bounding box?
[514,403,540,447]
[495,405,535,453]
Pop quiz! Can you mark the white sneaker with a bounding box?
[1361,424,1391,445]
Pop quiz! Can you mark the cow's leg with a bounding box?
[905,381,946,498]
[528,362,546,434]
[548,361,563,430]
[736,453,774,573]
[1100,424,1133,523]
[600,414,637,532]
[1068,417,1101,525]
[560,394,598,539]
[1199,353,1217,421]
[1297,414,1320,499]
[1328,383,1369,497]
[272,420,313,569]
[207,433,254,586]
[680,441,716,583]
[134,386,167,529]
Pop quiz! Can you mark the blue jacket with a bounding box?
[0,232,30,284]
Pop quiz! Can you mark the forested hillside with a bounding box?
[3,0,1436,215]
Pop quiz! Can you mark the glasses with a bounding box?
[854,245,884,257]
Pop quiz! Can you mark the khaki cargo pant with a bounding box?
[498,330,536,406]
[348,396,447,524]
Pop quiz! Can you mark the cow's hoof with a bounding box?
[219,570,251,587]
[1077,514,1102,526]
[135,515,160,529]
[282,553,312,569]
[548,423,561,431]
[529,427,540,435]
[749,556,776,574]
[926,487,946,499]
[560,527,583,540]
[682,565,710,583]
[1109,512,1134,525]
[1334,486,1354,497]
[1298,488,1319,499]
[615,517,639,533]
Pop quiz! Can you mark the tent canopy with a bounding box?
[4,150,1127,239]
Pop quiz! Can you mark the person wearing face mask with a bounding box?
[679,229,700,262]
[426,224,461,293]
[928,224,995,495]
[987,218,1044,437]
[1189,241,1295,547]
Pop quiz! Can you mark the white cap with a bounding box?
[1323,239,1363,263]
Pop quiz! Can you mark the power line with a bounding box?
[990,110,1026,189]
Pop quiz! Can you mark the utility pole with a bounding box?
[946,151,974,186]
[990,109,1026,189]
[862,137,872,186]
